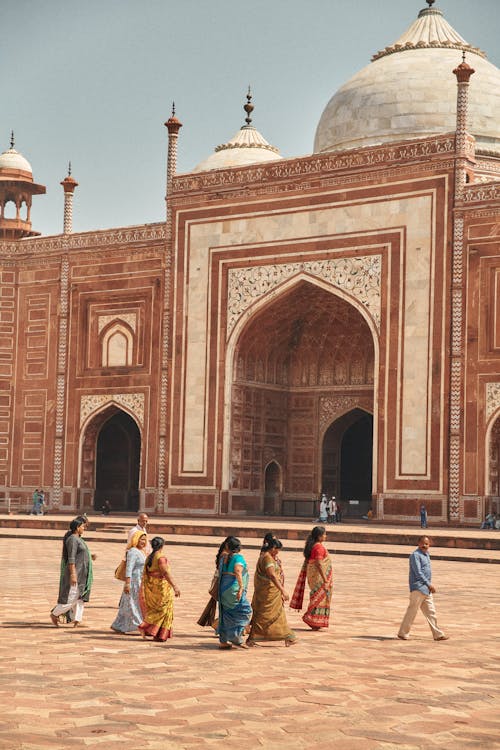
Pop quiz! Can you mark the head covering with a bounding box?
[127,530,147,550]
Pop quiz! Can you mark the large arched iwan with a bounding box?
[229,279,375,516]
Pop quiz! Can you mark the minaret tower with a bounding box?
[164,102,182,219]
[453,51,476,196]
[60,162,78,234]
[0,132,46,239]
[448,52,476,522]
[158,103,183,512]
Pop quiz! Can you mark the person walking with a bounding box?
[290,526,333,630]
[217,536,252,649]
[419,503,428,528]
[50,518,95,627]
[138,536,180,642]
[128,512,152,553]
[246,536,296,647]
[111,531,148,633]
[397,535,448,641]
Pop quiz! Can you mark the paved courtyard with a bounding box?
[0,536,498,749]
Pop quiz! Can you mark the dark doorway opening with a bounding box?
[94,411,140,512]
[264,461,281,514]
[322,409,373,518]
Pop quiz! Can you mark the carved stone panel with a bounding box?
[80,393,144,428]
[227,255,381,339]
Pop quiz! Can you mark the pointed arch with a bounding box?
[100,321,134,367]
[222,276,379,511]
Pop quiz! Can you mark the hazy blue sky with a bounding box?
[3,0,499,236]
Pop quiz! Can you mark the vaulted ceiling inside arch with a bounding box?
[234,281,375,388]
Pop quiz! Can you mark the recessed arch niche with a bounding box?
[80,406,141,512]
[229,279,375,515]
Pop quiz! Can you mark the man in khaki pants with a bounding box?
[398,535,448,641]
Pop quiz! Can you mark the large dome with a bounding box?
[314,4,500,156]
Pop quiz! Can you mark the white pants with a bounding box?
[52,584,85,622]
[398,590,445,640]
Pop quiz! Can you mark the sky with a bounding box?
[2,0,499,237]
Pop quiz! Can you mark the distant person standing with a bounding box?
[128,512,152,553]
[38,489,45,515]
[317,494,328,523]
[335,501,343,523]
[397,536,448,642]
[327,496,337,524]
[419,503,428,528]
[30,489,39,515]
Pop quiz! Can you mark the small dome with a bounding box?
[0,146,32,175]
[193,90,282,172]
[314,4,500,156]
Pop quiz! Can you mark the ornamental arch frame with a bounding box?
[221,272,380,495]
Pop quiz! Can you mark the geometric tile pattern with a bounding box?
[0,537,498,749]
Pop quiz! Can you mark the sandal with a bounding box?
[218,642,232,649]
[50,613,59,628]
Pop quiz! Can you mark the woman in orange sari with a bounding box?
[138,536,181,642]
[290,526,333,630]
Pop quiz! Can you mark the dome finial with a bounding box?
[243,86,254,126]
[10,130,14,149]
[68,160,72,176]
[426,0,436,6]
[172,101,176,116]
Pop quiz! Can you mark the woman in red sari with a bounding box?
[290,526,333,630]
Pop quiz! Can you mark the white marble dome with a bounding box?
[0,146,33,174]
[314,5,500,156]
[194,93,282,172]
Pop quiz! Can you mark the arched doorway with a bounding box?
[486,414,500,514]
[321,409,373,518]
[94,411,140,512]
[264,461,282,514]
[229,280,375,515]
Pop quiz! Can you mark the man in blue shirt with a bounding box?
[397,536,448,641]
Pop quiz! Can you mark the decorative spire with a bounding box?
[60,162,78,234]
[243,86,254,127]
[10,130,14,149]
[453,51,475,83]
[165,101,182,134]
[372,2,485,61]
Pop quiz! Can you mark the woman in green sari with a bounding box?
[247,536,297,647]
[50,518,94,627]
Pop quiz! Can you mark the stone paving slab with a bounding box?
[0,538,499,749]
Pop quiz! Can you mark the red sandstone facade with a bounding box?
[0,131,498,525]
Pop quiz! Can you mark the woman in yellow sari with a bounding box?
[290,526,333,630]
[247,537,297,647]
[138,536,181,642]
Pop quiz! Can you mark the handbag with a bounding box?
[208,571,219,599]
[114,559,126,581]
